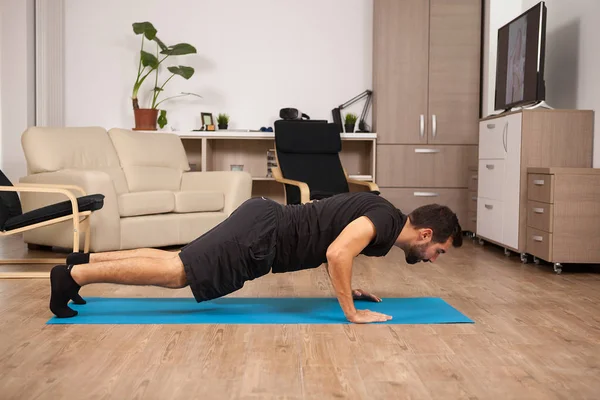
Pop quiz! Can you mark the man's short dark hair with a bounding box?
[407,204,463,248]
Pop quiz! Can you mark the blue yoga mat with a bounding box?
[47,297,473,325]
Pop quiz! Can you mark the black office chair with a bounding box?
[272,120,379,204]
[0,169,104,278]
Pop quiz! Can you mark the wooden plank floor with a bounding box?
[1,234,599,399]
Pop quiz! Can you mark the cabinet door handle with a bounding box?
[485,204,493,210]
[485,164,494,170]
[532,235,543,242]
[414,148,440,154]
[419,115,425,138]
[533,179,545,186]
[533,207,544,214]
[413,192,439,197]
[487,123,495,129]
[432,114,437,138]
[503,121,508,152]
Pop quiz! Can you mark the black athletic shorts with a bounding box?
[178,197,281,302]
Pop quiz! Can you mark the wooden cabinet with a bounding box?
[476,109,594,259]
[373,0,481,225]
[525,168,600,274]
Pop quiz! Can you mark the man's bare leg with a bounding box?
[89,248,180,263]
[65,248,181,305]
[67,248,179,266]
[50,255,188,318]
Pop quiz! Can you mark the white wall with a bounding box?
[521,0,600,167]
[64,0,374,132]
[0,0,36,182]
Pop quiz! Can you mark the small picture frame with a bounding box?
[201,112,215,131]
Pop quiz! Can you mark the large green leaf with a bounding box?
[132,22,156,40]
[140,51,159,68]
[160,43,197,56]
[167,66,195,79]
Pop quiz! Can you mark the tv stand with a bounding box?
[520,100,554,110]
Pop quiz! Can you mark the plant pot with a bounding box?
[133,108,158,131]
[345,123,355,133]
[218,123,228,130]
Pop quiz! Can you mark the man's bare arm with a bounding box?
[325,216,392,323]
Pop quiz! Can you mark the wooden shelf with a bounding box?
[172,130,377,140]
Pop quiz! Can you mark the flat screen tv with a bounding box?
[494,1,547,111]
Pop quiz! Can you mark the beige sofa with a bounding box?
[19,127,252,252]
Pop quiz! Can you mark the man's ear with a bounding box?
[418,228,433,243]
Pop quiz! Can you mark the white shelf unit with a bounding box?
[175,131,378,203]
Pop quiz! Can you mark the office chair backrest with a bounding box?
[0,170,23,229]
[274,120,349,204]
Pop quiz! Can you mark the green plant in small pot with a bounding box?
[131,22,201,130]
[217,113,230,130]
[344,113,358,133]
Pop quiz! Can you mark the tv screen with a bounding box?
[494,2,547,111]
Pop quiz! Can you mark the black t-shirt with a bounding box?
[272,192,407,273]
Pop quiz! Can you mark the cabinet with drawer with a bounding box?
[525,167,600,274]
[476,109,594,259]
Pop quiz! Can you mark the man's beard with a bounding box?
[405,244,428,264]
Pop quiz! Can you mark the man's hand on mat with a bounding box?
[347,309,392,324]
[352,289,381,302]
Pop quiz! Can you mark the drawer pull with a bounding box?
[471,175,478,180]
[533,207,544,214]
[471,217,477,222]
[413,192,439,197]
[532,235,543,242]
[533,179,545,186]
[485,164,495,170]
[471,196,477,201]
[484,204,493,210]
[414,148,440,154]
[487,123,495,129]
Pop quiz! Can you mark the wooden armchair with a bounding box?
[0,170,104,278]
[272,120,379,204]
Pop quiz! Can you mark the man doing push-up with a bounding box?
[49,191,462,324]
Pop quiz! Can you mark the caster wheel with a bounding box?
[504,248,511,257]
[520,253,529,264]
[534,257,540,265]
[554,263,562,274]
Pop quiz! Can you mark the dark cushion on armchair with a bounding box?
[2,194,105,231]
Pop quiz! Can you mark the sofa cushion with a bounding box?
[108,128,190,192]
[21,127,130,194]
[174,191,224,213]
[118,191,175,217]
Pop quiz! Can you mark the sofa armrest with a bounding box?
[180,171,252,215]
[19,169,121,251]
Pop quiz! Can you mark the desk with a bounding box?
[174,131,377,203]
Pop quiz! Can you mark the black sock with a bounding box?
[65,253,89,305]
[66,252,90,265]
[49,264,81,318]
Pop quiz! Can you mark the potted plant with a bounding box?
[131,22,201,130]
[344,113,358,133]
[217,113,230,130]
